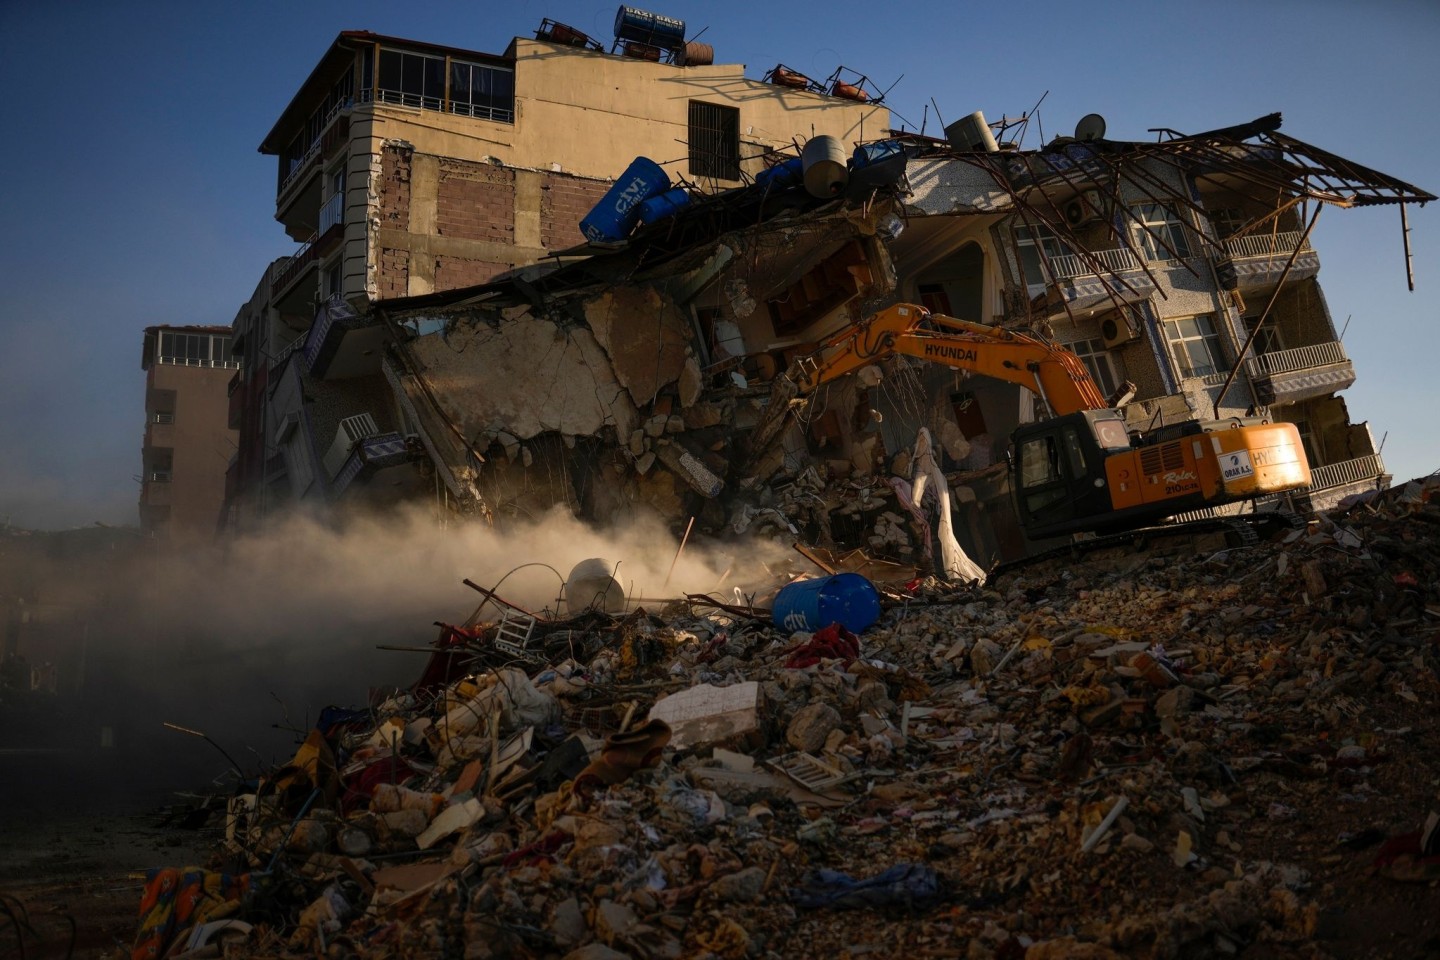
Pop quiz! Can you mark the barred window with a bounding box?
[688,101,740,181]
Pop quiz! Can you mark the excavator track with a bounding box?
[988,511,1304,583]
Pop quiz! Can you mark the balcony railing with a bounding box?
[319,191,345,235]
[1223,231,1312,260]
[272,233,319,296]
[278,100,350,198]
[1245,341,1348,378]
[1309,454,1385,491]
[269,333,307,374]
[1047,247,1141,280]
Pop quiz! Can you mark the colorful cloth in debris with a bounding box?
[132,866,252,960]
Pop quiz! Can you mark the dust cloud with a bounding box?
[69,507,785,789]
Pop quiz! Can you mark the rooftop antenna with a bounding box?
[920,103,928,137]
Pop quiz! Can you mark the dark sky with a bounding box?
[2,0,1435,529]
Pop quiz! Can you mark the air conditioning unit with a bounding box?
[1100,313,1141,349]
[1064,190,1106,228]
[323,412,380,478]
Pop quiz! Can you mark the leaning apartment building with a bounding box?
[219,17,1433,567]
[221,23,885,531]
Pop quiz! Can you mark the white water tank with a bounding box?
[945,111,999,153]
[802,135,849,198]
[564,559,626,613]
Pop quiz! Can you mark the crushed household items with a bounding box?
[137,475,1439,959]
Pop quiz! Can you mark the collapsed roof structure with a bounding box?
[349,112,1431,571]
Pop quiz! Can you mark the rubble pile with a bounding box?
[148,477,1439,959]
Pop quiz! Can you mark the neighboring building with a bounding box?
[222,19,888,531]
[139,325,239,541]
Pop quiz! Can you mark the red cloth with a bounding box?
[412,623,481,694]
[785,623,860,668]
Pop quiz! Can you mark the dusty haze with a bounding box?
[61,507,786,789]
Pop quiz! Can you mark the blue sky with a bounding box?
[1,0,1435,529]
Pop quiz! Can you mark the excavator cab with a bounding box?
[1012,410,1133,540]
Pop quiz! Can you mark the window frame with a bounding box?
[1014,223,1071,291]
[1162,313,1228,380]
[688,101,741,181]
[1064,337,1124,399]
[1131,203,1193,261]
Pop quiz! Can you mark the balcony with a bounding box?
[276,104,350,234]
[144,420,176,450]
[1040,246,1156,319]
[1220,231,1319,289]
[1309,454,1385,492]
[271,234,320,312]
[303,296,385,380]
[330,433,421,499]
[141,476,174,508]
[1244,341,1355,405]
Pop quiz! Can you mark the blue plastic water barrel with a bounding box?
[580,157,670,243]
[754,156,803,190]
[614,6,686,50]
[772,573,881,634]
[852,140,905,170]
[636,187,691,225]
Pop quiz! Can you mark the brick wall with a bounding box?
[434,256,511,292]
[379,145,411,226]
[377,248,410,300]
[437,160,515,243]
[540,173,609,250]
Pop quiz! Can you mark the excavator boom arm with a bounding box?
[794,303,1109,412]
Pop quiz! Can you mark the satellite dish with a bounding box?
[1075,113,1107,142]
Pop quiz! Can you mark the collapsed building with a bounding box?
[222,17,1433,571]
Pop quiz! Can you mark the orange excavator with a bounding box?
[771,303,1310,541]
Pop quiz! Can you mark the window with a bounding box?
[1289,419,1320,466]
[155,333,237,368]
[689,102,740,181]
[1243,316,1284,356]
[1132,203,1192,261]
[377,48,446,110]
[1014,224,1070,288]
[1163,314,1227,379]
[1065,338,1125,398]
[1020,435,1062,488]
[449,60,515,122]
[1210,207,1246,239]
[324,261,342,299]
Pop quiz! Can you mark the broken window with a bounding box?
[1014,224,1070,289]
[1065,338,1125,399]
[1131,203,1192,261]
[688,101,740,181]
[1162,314,1227,379]
[449,60,515,122]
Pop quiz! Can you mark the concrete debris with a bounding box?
[136,475,1440,958]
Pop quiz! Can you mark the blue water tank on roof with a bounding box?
[614,6,687,50]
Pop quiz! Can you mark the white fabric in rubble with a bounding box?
[911,428,987,585]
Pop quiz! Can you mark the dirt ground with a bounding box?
[0,752,219,960]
